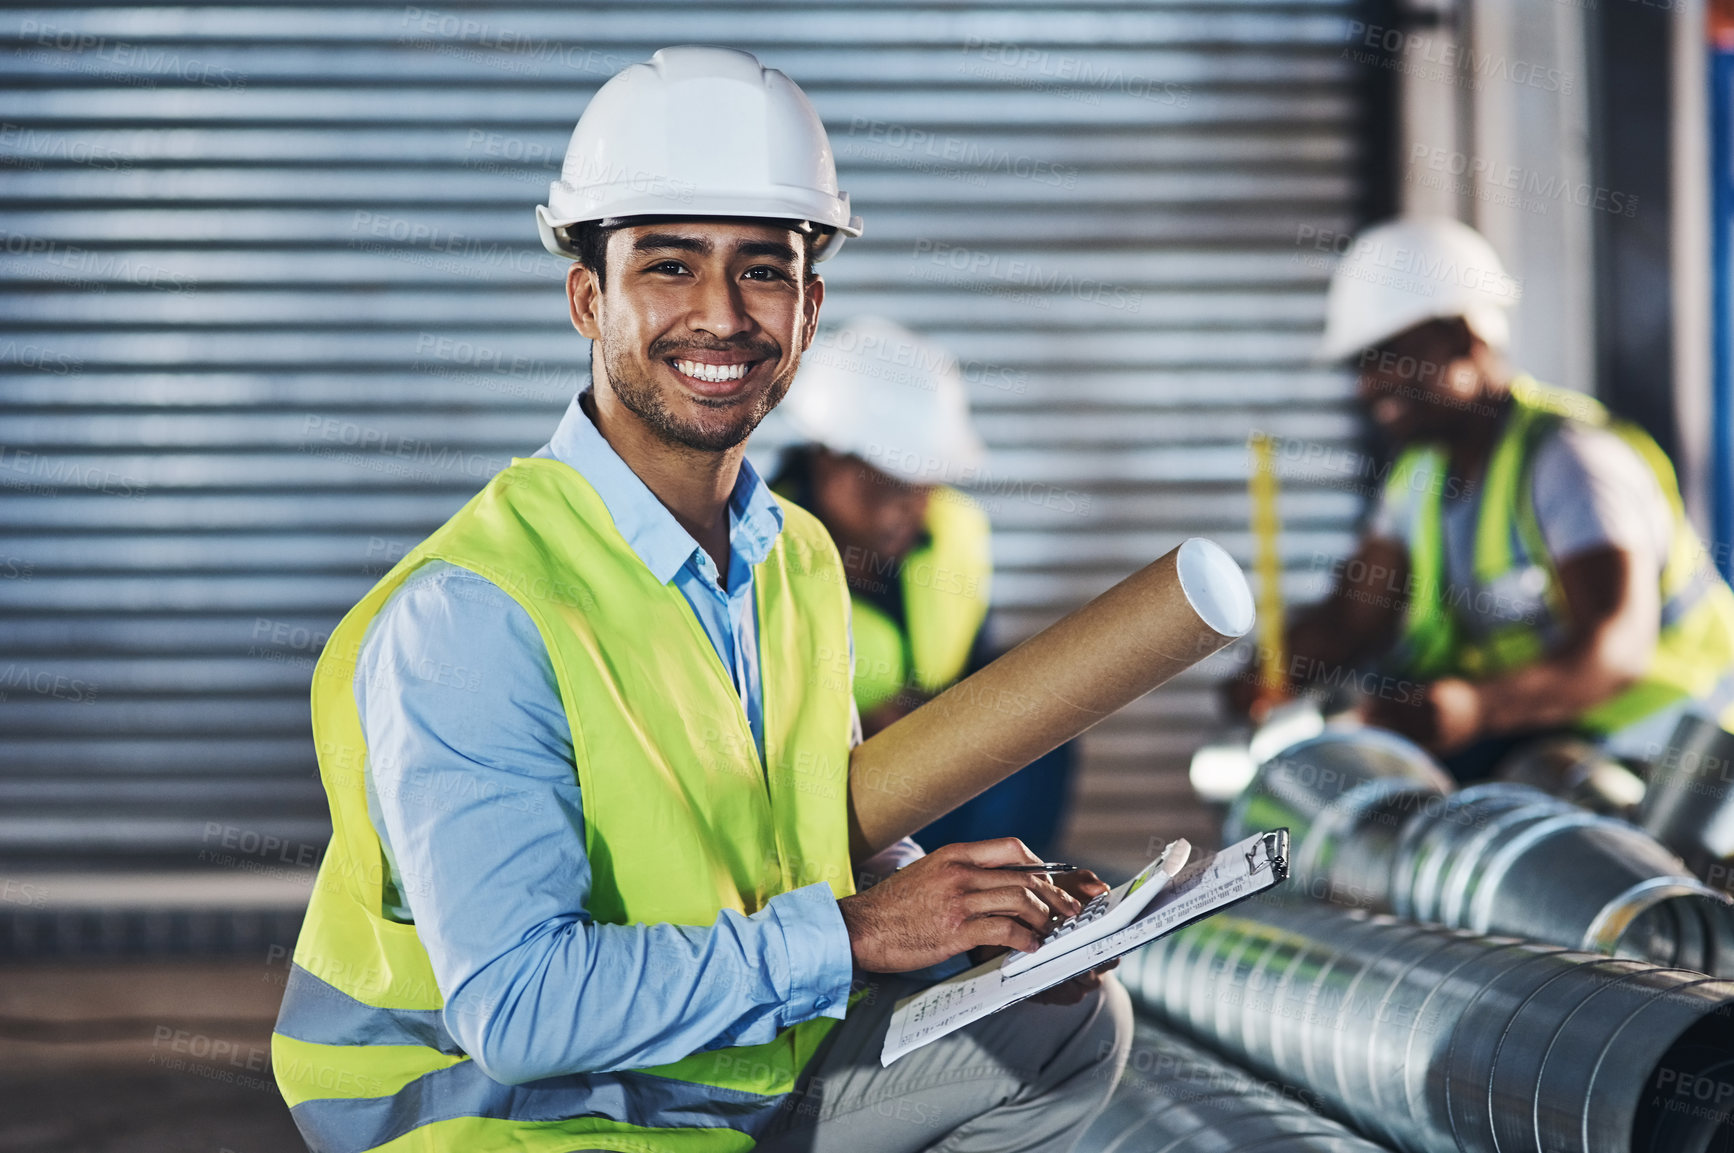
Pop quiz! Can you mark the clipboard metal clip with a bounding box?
[1245,830,1290,883]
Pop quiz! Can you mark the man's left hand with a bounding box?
[1361,676,1482,754]
[1426,677,1483,753]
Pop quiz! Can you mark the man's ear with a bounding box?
[567,262,603,339]
[799,276,825,353]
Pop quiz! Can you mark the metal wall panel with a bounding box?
[0,1,1367,870]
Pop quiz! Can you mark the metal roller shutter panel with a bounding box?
[0,2,1366,871]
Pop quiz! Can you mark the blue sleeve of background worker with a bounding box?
[354,562,855,1085]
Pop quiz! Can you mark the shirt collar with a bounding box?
[537,391,785,586]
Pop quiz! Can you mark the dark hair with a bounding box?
[566,219,822,291]
[569,222,614,289]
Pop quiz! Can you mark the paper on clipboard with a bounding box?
[880,829,1290,1066]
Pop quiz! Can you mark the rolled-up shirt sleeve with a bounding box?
[1528,423,1671,574]
[355,562,854,1084]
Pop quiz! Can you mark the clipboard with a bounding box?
[880,828,1290,1065]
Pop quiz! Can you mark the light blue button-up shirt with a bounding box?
[353,392,858,1082]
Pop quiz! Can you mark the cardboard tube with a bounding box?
[848,537,1255,856]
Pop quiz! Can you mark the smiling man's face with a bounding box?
[568,219,824,453]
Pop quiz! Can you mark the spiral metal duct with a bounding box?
[1389,784,1734,973]
[1075,1021,1394,1153]
[1226,729,1734,971]
[1118,900,1734,1153]
[1225,729,1453,911]
[1641,713,1734,881]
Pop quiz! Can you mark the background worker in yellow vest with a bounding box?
[771,316,1079,858]
[1228,216,1734,781]
[273,47,1130,1153]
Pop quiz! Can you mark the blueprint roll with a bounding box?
[848,538,1255,855]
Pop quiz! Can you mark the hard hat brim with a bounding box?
[537,203,863,261]
[1313,303,1511,365]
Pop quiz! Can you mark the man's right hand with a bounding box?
[835,838,1083,973]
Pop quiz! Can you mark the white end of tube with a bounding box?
[1176,537,1255,638]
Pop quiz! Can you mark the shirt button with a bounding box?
[814,996,831,1011]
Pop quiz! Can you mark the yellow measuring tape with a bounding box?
[1248,432,1286,694]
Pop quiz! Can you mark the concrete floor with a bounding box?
[0,961,306,1152]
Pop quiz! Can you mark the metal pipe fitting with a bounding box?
[1493,734,1646,817]
[1118,900,1734,1153]
[1641,713,1734,881]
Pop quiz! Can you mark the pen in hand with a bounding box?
[990,862,1079,874]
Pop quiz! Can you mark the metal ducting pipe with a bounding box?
[1642,713,1734,881]
[1119,900,1734,1153]
[1076,1021,1393,1153]
[1224,729,1453,911]
[1493,734,1647,817]
[1226,729,1734,972]
[1389,785,1734,973]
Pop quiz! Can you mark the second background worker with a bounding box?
[1232,216,1734,781]
[773,317,1078,858]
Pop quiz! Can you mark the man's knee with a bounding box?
[1078,977,1133,1087]
[1026,976,1133,1137]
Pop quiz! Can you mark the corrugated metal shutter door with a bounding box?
[0,3,1364,871]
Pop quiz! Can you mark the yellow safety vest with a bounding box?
[273,457,856,1152]
[849,489,992,714]
[1386,377,1734,735]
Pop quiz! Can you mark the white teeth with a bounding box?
[674,359,750,383]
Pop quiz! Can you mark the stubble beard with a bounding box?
[600,337,798,454]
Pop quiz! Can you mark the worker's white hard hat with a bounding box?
[784,317,988,486]
[1316,216,1521,362]
[537,46,863,263]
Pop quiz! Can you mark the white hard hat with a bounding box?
[784,317,988,486]
[1316,216,1521,362]
[537,46,863,263]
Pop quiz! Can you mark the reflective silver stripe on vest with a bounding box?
[1691,668,1734,720]
[275,964,789,1152]
[289,1053,787,1153]
[274,963,465,1054]
[1661,563,1720,631]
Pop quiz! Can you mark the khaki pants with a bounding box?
[755,973,1133,1153]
